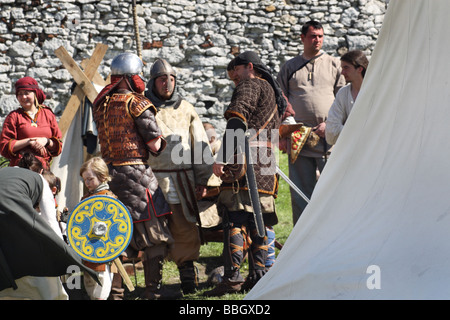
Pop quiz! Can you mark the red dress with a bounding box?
[0,105,62,168]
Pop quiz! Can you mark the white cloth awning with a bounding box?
[246,0,450,300]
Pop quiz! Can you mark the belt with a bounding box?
[106,159,145,166]
[152,167,205,244]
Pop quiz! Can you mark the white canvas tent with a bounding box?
[50,106,85,213]
[50,83,103,221]
[246,0,450,300]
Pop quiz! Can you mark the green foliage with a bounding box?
[0,156,9,168]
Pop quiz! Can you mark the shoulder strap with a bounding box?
[287,52,324,82]
[250,104,278,141]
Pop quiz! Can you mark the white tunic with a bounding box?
[325,83,355,145]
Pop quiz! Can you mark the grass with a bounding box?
[123,150,294,300]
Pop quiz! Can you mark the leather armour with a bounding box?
[97,93,155,164]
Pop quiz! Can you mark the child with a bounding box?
[79,156,122,300]
[18,153,64,238]
[40,170,64,237]
[17,152,44,174]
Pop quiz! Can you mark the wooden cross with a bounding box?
[54,43,108,138]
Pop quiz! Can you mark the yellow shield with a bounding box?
[66,195,133,263]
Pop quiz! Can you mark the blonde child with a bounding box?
[79,157,121,300]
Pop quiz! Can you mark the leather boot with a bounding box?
[107,256,125,300]
[108,271,124,300]
[240,269,265,293]
[178,260,199,295]
[142,255,182,300]
[203,278,244,297]
[142,255,164,300]
[203,266,244,297]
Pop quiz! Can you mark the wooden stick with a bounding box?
[113,257,135,292]
[54,46,102,104]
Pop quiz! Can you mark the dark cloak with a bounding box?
[0,167,98,291]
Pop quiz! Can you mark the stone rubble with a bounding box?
[0,0,388,135]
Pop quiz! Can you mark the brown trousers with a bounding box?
[167,203,201,266]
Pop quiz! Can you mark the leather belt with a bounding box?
[107,159,145,166]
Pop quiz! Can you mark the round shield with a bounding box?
[66,195,133,263]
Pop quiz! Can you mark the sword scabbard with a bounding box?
[244,133,265,238]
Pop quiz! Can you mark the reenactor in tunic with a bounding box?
[145,59,214,295]
[204,51,286,296]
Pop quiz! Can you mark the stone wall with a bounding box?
[0,0,388,134]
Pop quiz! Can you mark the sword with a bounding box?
[244,131,265,238]
[223,117,265,238]
[276,166,310,204]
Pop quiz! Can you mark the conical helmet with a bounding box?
[110,52,143,76]
[150,58,177,80]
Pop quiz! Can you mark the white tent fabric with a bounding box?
[50,83,103,218]
[246,0,450,300]
[50,106,84,217]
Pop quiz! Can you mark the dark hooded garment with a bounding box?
[234,51,287,117]
[0,167,98,291]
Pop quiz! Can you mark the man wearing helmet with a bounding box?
[145,58,214,295]
[92,53,175,300]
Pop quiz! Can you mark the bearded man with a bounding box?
[204,51,287,296]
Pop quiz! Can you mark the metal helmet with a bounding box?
[150,58,177,80]
[150,58,177,93]
[110,52,143,76]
